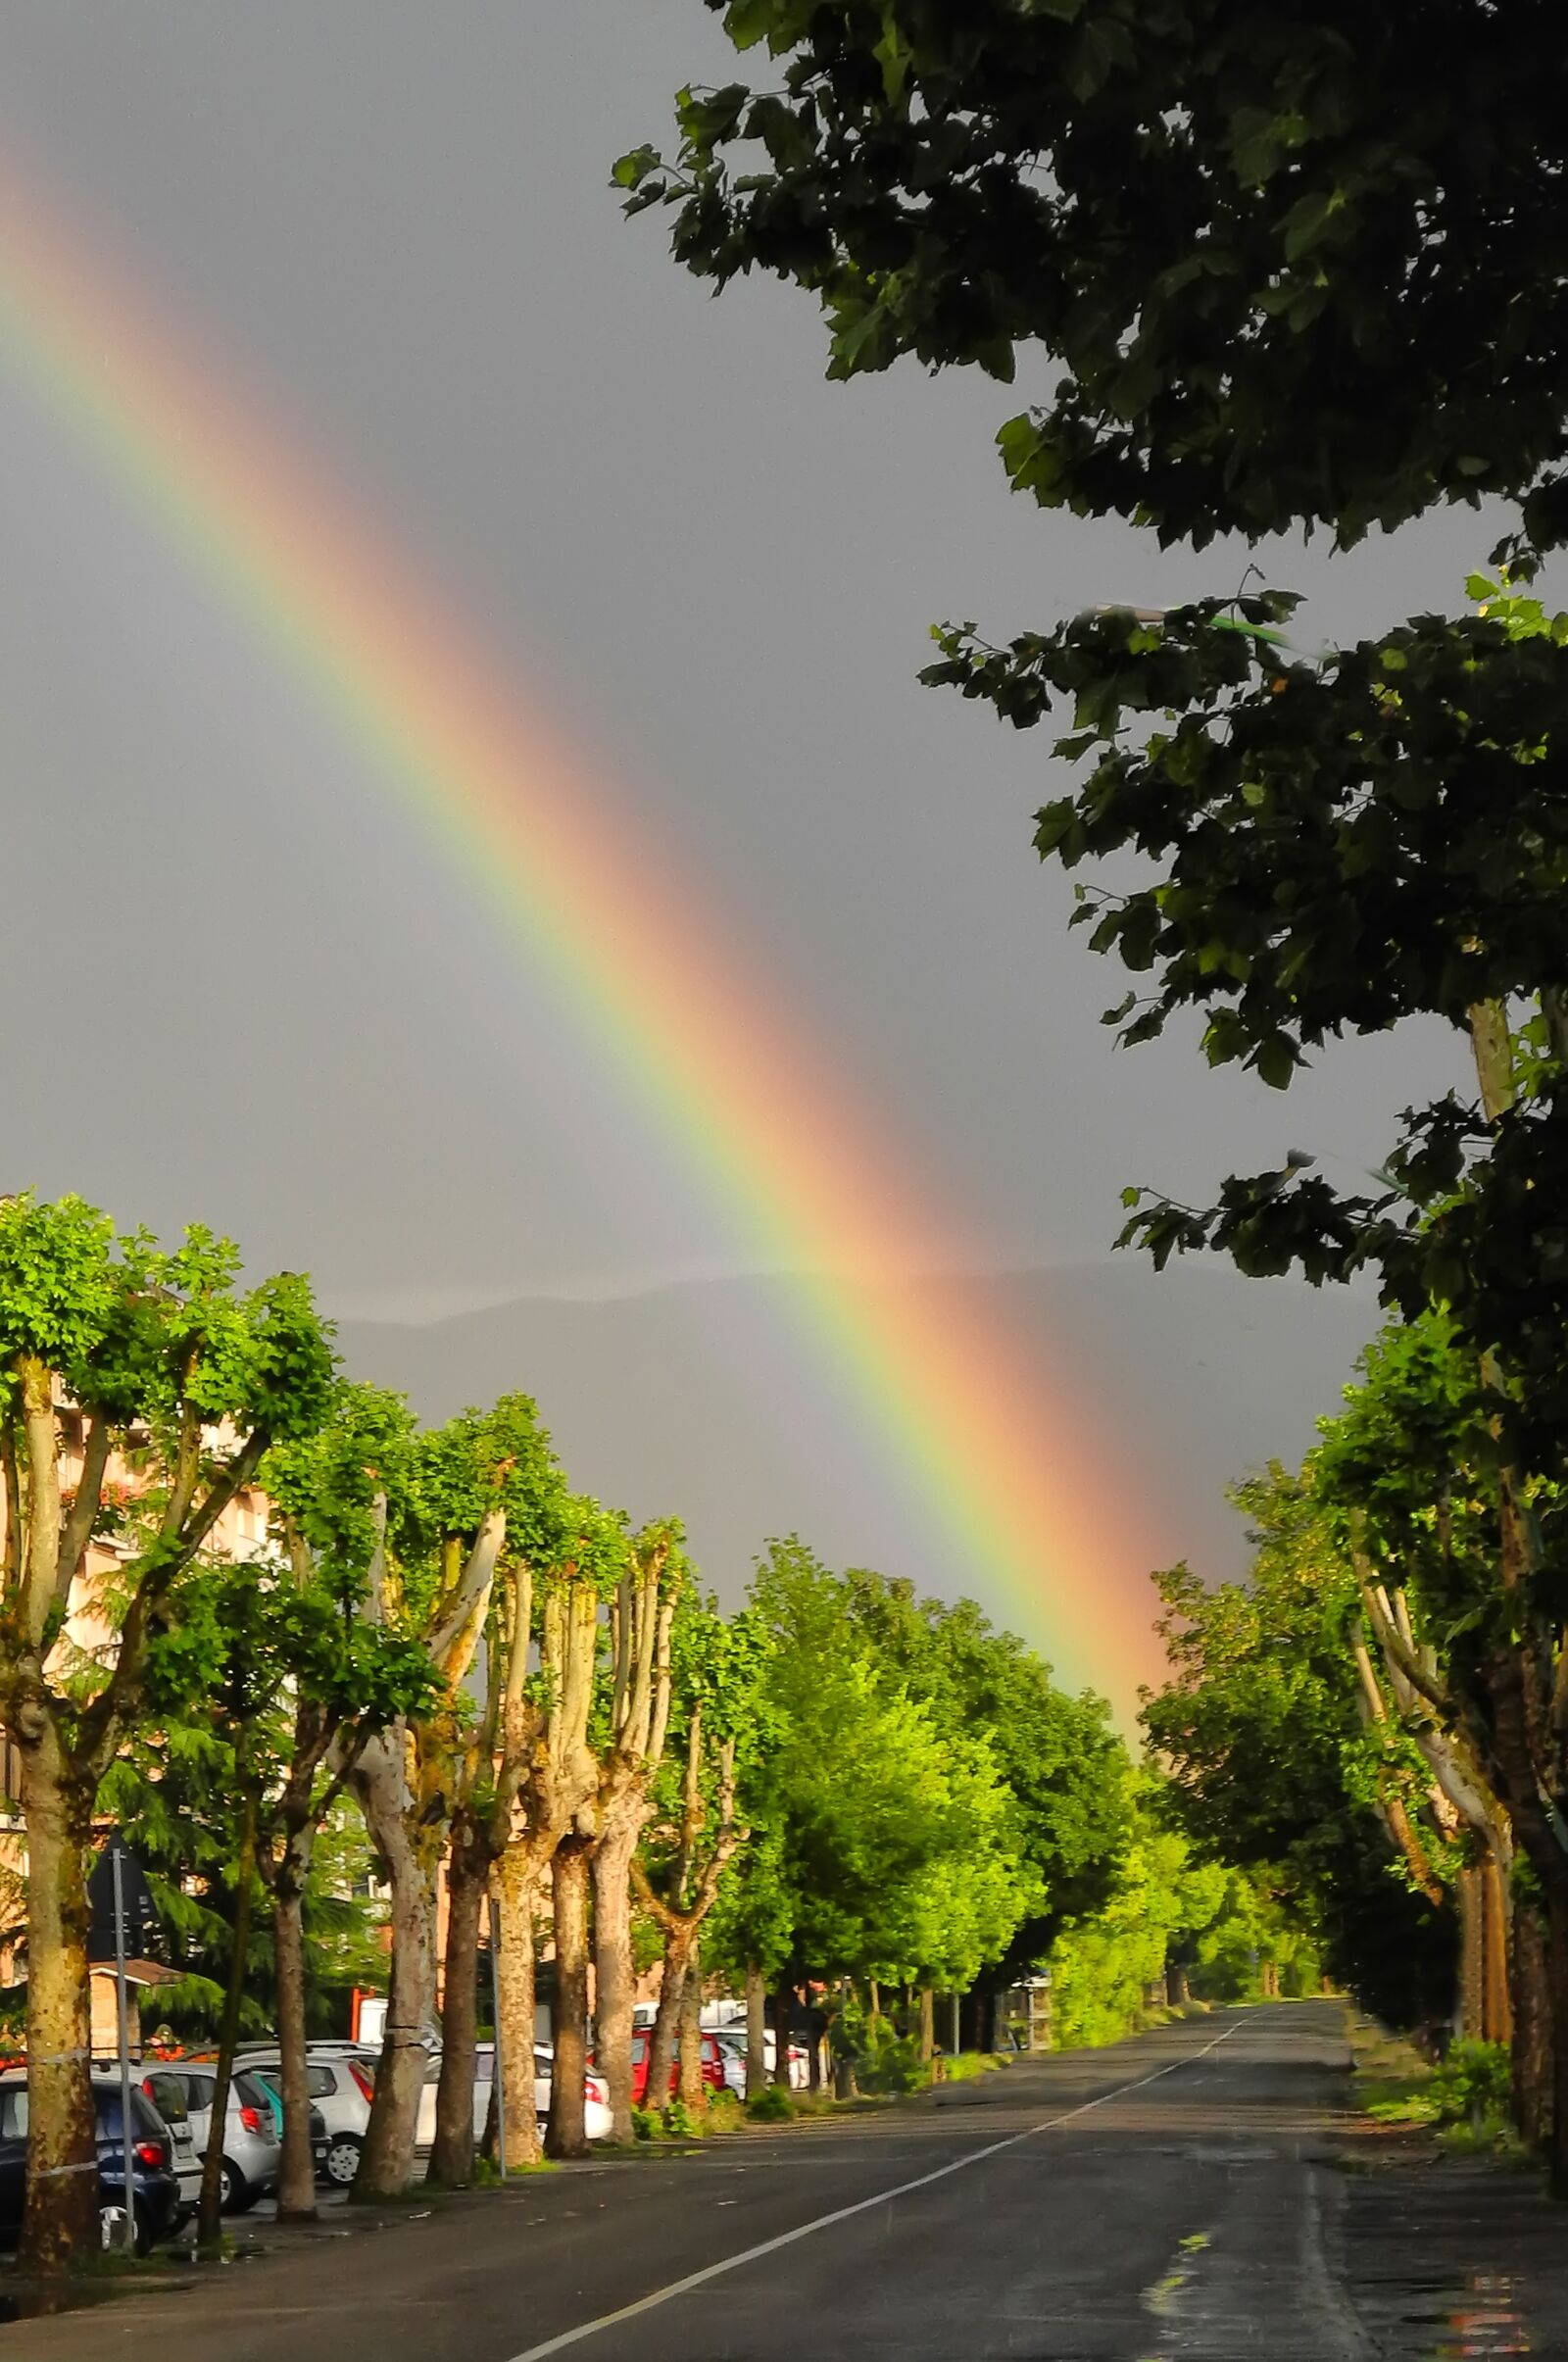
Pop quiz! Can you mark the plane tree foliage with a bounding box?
[0,1195,332,2273]
[1143,1462,1457,2033]
[841,1571,1128,1988]
[709,1542,1132,2067]
[617,0,1568,552]
[1048,1785,1225,2047]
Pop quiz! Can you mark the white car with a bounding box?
[415,2042,612,2145]
[710,2028,809,2091]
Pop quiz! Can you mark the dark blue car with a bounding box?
[0,2071,182,2253]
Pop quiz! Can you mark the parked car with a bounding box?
[710,2031,748,2098]
[415,2044,612,2145]
[242,2050,371,2190]
[710,2028,809,2091]
[137,2065,203,2216]
[0,2070,182,2253]
[628,2028,727,2105]
[161,2063,286,2214]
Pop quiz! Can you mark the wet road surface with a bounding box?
[7,2003,1398,2360]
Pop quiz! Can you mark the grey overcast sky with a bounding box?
[0,6,1519,1663]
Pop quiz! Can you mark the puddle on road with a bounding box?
[1421,2269,1531,2358]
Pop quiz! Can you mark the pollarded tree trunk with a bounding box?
[197,1785,259,2253]
[1459,1863,1486,2042]
[918,1985,935,2063]
[428,1810,487,2187]
[744,1960,766,2101]
[676,1956,705,2111]
[1546,1882,1568,2196]
[272,1880,318,2221]
[591,1809,642,2142]
[496,1846,542,2166]
[546,1840,591,2159]
[771,1979,795,2090]
[644,1926,695,2115]
[353,1734,439,2197]
[18,1747,98,2276]
[1482,1849,1513,2045]
[1511,1898,1552,2151]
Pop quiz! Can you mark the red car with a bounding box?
[628,2029,726,2103]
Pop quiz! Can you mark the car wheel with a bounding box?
[220,2158,255,2216]
[322,2132,362,2188]
[99,2199,149,2256]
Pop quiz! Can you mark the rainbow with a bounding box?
[0,156,1167,1721]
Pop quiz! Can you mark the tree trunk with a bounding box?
[591,1814,640,2142]
[272,1881,318,2221]
[918,1984,935,2063]
[1547,1883,1568,2195]
[197,1786,258,2253]
[644,1928,691,2118]
[1511,1898,1552,2151]
[546,1842,590,2159]
[352,1736,438,2198]
[771,1980,795,2089]
[428,1814,486,2187]
[676,1955,704,2112]
[745,1961,766,2101]
[1167,1961,1191,2009]
[1459,1863,1486,2042]
[496,1846,541,2167]
[1482,1850,1513,2045]
[18,1753,97,2275]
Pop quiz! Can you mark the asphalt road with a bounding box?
[16,2002,1370,2362]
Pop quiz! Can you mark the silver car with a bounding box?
[242,2049,372,2189]
[172,2064,283,2213]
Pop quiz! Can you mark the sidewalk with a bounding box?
[1338,2123,1567,2353]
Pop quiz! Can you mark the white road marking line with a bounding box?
[502,2021,1243,2361]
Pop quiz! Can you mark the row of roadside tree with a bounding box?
[1,1189,1295,2277]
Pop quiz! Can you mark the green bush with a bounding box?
[630,2104,659,2142]
[1425,2041,1511,2129]
[747,2083,795,2123]
[661,2096,704,2141]
[940,2051,1003,2085]
[706,2090,743,2132]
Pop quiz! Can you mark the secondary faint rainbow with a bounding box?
[0,155,1169,1719]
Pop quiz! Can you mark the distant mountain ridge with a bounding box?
[333,1261,1376,1631]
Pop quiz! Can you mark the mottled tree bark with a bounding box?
[352,1732,439,2198]
[546,1841,591,2159]
[495,1848,542,2166]
[18,1756,97,2275]
[676,1957,705,2112]
[1482,1850,1513,2045]
[197,1787,258,2253]
[591,1812,641,2141]
[1459,1864,1486,2042]
[643,1930,693,2116]
[744,1961,767,2101]
[918,1984,935,2062]
[1511,1899,1552,2152]
[428,1812,487,2186]
[272,1880,318,2221]
[771,1980,795,2090]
